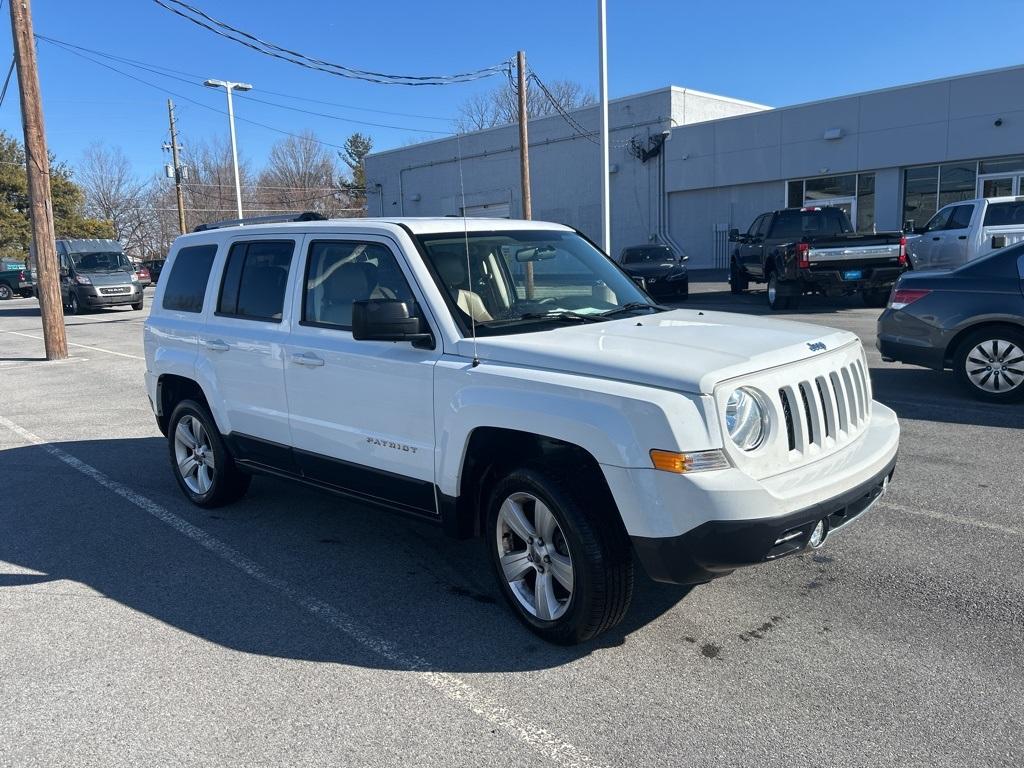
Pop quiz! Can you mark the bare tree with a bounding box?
[258,130,348,216]
[78,143,150,257]
[455,79,595,132]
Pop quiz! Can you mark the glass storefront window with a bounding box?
[856,173,875,232]
[938,163,977,208]
[787,180,803,208]
[903,165,939,230]
[805,174,856,200]
[978,155,1024,175]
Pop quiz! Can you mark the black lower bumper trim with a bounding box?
[632,455,897,585]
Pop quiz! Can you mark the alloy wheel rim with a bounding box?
[496,492,574,621]
[966,339,1024,393]
[768,277,777,303]
[173,415,216,494]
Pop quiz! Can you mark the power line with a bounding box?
[34,34,455,122]
[152,0,511,86]
[36,35,451,135]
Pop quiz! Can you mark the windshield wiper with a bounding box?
[516,310,604,323]
[598,302,664,317]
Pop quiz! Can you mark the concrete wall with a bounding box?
[365,87,766,256]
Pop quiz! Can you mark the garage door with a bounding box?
[460,202,511,218]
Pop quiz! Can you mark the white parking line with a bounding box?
[881,500,1024,538]
[4,331,144,360]
[0,414,603,768]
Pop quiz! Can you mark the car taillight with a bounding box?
[18,270,25,280]
[795,242,810,269]
[898,236,908,266]
[889,287,930,310]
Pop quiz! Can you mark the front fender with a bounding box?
[433,359,720,497]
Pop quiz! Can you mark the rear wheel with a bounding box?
[953,328,1024,403]
[487,465,633,645]
[0,283,12,300]
[767,273,797,311]
[729,260,748,294]
[168,399,251,507]
[861,288,890,308]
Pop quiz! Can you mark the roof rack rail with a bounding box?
[192,211,327,233]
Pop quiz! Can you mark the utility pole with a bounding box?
[597,0,611,254]
[9,0,66,360]
[516,50,534,298]
[166,99,187,234]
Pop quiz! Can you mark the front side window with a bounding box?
[417,230,656,336]
[303,240,414,329]
[946,204,974,230]
[162,244,216,313]
[924,207,952,232]
[747,215,765,237]
[217,240,294,321]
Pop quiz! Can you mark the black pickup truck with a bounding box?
[728,206,908,310]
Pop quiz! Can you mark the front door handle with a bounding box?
[932,236,941,241]
[200,338,229,352]
[957,235,967,240]
[290,352,325,367]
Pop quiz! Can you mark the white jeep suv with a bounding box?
[144,214,899,644]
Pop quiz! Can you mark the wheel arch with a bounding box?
[943,319,1024,367]
[156,374,216,436]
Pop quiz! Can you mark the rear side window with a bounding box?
[983,201,1024,227]
[217,240,294,321]
[161,244,216,313]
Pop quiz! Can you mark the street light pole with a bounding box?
[597,0,611,254]
[204,79,252,219]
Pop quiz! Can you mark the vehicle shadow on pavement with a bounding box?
[0,437,693,672]
[869,367,1024,429]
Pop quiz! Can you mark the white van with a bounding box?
[907,196,1024,270]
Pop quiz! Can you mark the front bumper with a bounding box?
[632,455,895,584]
[79,285,141,307]
[602,402,900,584]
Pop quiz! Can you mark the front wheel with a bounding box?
[168,399,251,507]
[487,465,633,645]
[65,291,80,315]
[953,328,1024,403]
[729,261,748,294]
[131,299,144,311]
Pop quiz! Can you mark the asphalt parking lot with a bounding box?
[1,279,1022,768]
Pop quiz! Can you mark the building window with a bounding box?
[938,163,976,209]
[903,163,978,229]
[785,172,875,231]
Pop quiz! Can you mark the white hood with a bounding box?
[456,309,858,394]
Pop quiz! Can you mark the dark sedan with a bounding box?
[618,244,688,299]
[877,244,1024,402]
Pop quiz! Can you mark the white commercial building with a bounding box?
[365,65,1024,268]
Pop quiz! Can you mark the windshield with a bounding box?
[622,246,675,264]
[417,230,658,335]
[71,251,131,272]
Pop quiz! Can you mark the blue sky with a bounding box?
[5,0,1024,180]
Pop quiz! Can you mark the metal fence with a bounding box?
[713,225,731,269]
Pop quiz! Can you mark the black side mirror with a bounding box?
[992,234,1007,249]
[352,299,433,348]
[728,228,740,242]
[680,254,689,262]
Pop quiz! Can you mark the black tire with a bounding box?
[0,283,12,300]
[767,272,794,311]
[486,464,633,645]
[167,399,251,507]
[729,260,748,294]
[65,291,80,315]
[19,289,33,298]
[677,280,689,300]
[861,288,890,308]
[131,299,144,311]
[953,326,1024,403]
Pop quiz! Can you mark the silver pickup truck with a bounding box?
[907,196,1024,271]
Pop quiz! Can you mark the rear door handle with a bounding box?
[290,352,325,367]
[200,338,229,352]
[957,235,967,240]
[931,236,941,241]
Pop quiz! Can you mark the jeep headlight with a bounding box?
[725,387,768,451]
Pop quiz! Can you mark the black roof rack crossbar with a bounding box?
[192,211,327,232]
